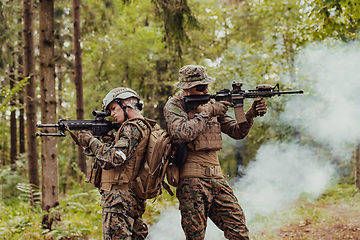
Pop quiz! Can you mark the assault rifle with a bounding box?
[36,110,120,141]
[183,81,303,123]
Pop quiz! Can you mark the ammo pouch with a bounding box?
[85,158,102,189]
[189,122,223,151]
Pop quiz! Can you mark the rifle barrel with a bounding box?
[276,90,304,95]
[36,123,60,128]
[35,132,66,137]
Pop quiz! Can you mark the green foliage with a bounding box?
[0,184,103,240]
[310,0,360,41]
[0,167,23,200]
[152,0,200,44]
[317,183,360,204]
[0,200,43,240]
[44,187,103,240]
[0,78,28,115]
[81,0,169,117]
[17,183,41,205]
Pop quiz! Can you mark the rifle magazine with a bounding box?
[234,106,247,123]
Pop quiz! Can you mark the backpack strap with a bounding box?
[162,181,174,196]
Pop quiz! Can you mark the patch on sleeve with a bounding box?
[114,139,128,148]
[115,150,127,160]
[170,106,183,116]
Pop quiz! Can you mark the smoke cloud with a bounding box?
[147,40,359,239]
[282,40,360,157]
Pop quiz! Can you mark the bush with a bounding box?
[0,167,22,200]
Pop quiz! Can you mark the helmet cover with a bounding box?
[102,87,140,111]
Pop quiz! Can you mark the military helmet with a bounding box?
[102,87,141,111]
[173,65,215,89]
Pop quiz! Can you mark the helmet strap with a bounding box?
[114,99,130,121]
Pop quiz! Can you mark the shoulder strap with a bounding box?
[114,118,152,143]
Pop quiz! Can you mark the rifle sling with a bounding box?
[65,125,80,145]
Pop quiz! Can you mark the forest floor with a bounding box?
[275,204,359,239]
[252,194,360,240]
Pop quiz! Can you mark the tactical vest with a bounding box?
[187,102,223,151]
[99,118,152,191]
[180,101,224,179]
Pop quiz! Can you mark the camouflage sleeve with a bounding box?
[164,96,210,143]
[84,124,141,169]
[218,112,253,140]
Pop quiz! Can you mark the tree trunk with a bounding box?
[57,65,63,113]
[355,143,360,190]
[18,25,25,154]
[23,0,40,190]
[155,60,173,129]
[18,70,25,153]
[73,0,86,176]
[63,140,74,194]
[10,50,17,170]
[39,0,59,216]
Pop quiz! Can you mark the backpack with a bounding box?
[129,119,177,200]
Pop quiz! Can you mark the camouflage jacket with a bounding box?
[84,124,141,170]
[163,95,253,143]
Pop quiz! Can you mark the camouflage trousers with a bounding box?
[101,189,148,240]
[177,177,249,240]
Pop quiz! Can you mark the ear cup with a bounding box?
[136,101,143,111]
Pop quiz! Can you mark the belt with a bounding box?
[180,162,223,179]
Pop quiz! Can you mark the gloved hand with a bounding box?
[101,131,114,143]
[246,97,267,122]
[77,130,94,147]
[207,101,232,117]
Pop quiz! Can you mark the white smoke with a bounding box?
[233,142,335,232]
[147,40,359,239]
[282,40,360,157]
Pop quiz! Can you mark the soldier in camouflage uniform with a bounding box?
[77,87,151,240]
[164,65,267,240]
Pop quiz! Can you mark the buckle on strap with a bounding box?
[205,166,216,177]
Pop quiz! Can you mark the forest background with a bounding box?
[1,0,360,239]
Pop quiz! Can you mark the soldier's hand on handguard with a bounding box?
[255,98,267,116]
[208,101,232,117]
[246,97,267,122]
[77,130,94,147]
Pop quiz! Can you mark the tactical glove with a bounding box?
[101,131,115,143]
[77,130,94,147]
[207,101,232,117]
[246,97,267,122]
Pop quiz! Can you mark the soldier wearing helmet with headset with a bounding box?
[77,87,154,240]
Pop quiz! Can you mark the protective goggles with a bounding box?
[195,84,208,92]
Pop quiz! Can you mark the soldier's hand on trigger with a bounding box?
[77,130,94,147]
[208,101,232,117]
